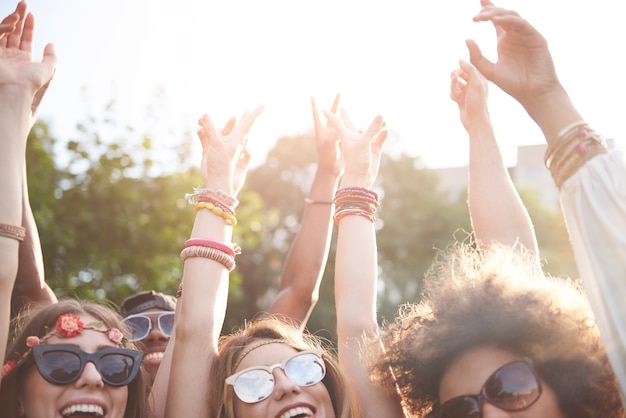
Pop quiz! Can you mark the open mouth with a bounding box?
[143,351,164,362]
[60,404,104,417]
[279,406,314,418]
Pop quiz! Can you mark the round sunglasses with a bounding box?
[225,349,326,403]
[434,358,542,418]
[122,312,175,341]
[32,344,143,387]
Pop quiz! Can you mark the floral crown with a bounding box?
[2,313,126,379]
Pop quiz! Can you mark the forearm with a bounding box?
[163,210,232,418]
[268,169,338,325]
[467,117,539,254]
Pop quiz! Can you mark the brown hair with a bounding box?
[208,315,356,418]
[368,243,625,418]
[0,299,150,418]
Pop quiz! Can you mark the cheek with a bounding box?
[109,386,129,417]
[19,367,60,415]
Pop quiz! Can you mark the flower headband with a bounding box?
[2,313,126,378]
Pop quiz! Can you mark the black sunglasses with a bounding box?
[122,312,175,341]
[32,344,143,387]
[435,359,542,418]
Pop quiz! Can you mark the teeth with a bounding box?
[144,352,164,361]
[279,406,314,418]
[60,404,104,417]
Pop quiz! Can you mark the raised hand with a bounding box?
[450,59,490,133]
[323,109,387,189]
[196,106,263,196]
[0,1,56,112]
[311,94,343,179]
[467,0,561,107]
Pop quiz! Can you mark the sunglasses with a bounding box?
[435,359,542,418]
[225,349,326,403]
[32,344,143,387]
[122,312,175,341]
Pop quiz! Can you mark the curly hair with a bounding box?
[208,315,357,418]
[0,299,149,418]
[368,243,625,418]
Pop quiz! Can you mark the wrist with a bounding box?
[521,87,584,144]
[340,174,372,189]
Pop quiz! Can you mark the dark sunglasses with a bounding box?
[435,359,542,418]
[225,349,326,403]
[122,312,175,341]
[32,344,143,387]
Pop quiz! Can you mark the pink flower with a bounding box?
[56,313,84,338]
[107,328,124,344]
[2,361,15,378]
[26,336,40,347]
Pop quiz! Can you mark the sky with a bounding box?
[5,0,626,170]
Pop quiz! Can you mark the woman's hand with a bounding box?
[323,109,387,189]
[196,106,263,196]
[311,94,343,179]
[467,0,561,107]
[450,59,491,134]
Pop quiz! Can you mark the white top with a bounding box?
[560,149,626,399]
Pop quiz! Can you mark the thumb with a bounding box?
[363,115,384,143]
[465,39,494,81]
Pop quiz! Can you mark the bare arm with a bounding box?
[267,95,341,326]
[450,59,539,257]
[0,1,55,373]
[326,109,404,417]
[150,109,262,418]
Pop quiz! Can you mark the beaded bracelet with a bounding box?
[184,238,241,257]
[194,202,238,226]
[333,187,379,224]
[180,245,236,271]
[185,187,239,208]
[0,223,26,242]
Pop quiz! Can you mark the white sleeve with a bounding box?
[560,149,626,398]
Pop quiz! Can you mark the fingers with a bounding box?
[0,13,18,43]
[198,114,218,150]
[19,12,34,52]
[322,109,344,133]
[465,39,494,81]
[232,105,264,139]
[330,93,340,113]
[340,109,357,131]
[362,115,384,143]
[6,1,27,49]
[222,117,236,136]
[237,140,252,171]
[311,96,322,129]
[372,127,388,152]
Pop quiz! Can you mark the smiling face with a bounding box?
[18,313,129,418]
[439,346,565,418]
[132,308,171,383]
[232,343,335,418]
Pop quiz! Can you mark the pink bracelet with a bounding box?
[184,238,239,257]
[180,245,236,271]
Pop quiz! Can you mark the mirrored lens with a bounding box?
[158,313,175,337]
[284,353,325,386]
[234,369,275,403]
[123,315,151,341]
[485,361,541,410]
[438,396,481,418]
[39,349,82,384]
[99,353,136,386]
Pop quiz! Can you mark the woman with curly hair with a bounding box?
[368,243,624,417]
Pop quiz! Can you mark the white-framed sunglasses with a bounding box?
[121,312,175,341]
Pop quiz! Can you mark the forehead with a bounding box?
[140,308,171,316]
[236,343,299,372]
[45,313,116,352]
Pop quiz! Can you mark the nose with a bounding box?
[272,368,301,400]
[143,319,169,344]
[74,361,104,389]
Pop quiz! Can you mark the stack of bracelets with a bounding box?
[333,187,379,224]
[185,187,238,226]
[0,223,26,242]
[544,122,608,188]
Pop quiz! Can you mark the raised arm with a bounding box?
[450,59,539,257]
[267,95,341,327]
[469,0,626,399]
[152,107,262,418]
[0,0,55,371]
[325,109,404,417]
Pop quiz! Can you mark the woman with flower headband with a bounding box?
[0,3,149,418]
